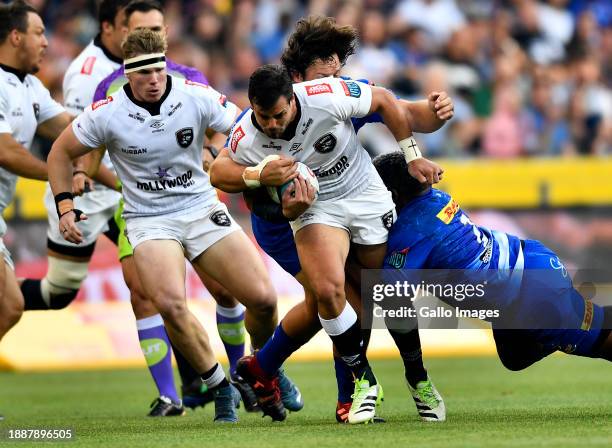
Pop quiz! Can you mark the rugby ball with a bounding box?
[267,162,319,204]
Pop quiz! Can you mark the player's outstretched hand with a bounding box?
[58,210,88,244]
[408,158,444,184]
[428,91,454,121]
[72,171,94,196]
[260,156,298,186]
[282,175,315,220]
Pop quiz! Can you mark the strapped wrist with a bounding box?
[54,192,74,218]
[398,136,422,164]
[242,155,281,189]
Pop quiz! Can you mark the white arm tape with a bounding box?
[398,136,422,164]
[242,155,281,189]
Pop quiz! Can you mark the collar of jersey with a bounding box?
[0,63,27,83]
[93,34,123,65]
[123,74,172,116]
[251,95,302,141]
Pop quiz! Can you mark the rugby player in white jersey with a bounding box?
[19,0,128,318]
[217,64,423,423]
[47,29,280,423]
[0,1,71,342]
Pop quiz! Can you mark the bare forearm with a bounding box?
[209,148,249,192]
[93,164,119,190]
[48,145,77,196]
[403,100,444,133]
[0,142,47,180]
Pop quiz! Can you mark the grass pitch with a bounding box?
[0,356,610,447]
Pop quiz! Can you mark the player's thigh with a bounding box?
[251,214,302,277]
[132,240,186,304]
[191,262,238,308]
[294,223,350,292]
[352,241,388,270]
[192,229,273,304]
[0,257,24,326]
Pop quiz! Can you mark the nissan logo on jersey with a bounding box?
[313,133,337,154]
[175,127,194,148]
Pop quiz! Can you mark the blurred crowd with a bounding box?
[27,0,612,158]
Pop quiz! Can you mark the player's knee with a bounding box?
[312,278,344,307]
[208,282,237,308]
[1,293,24,329]
[40,258,87,309]
[244,281,277,316]
[154,297,188,323]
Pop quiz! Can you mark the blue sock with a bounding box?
[216,304,246,377]
[256,323,304,376]
[334,356,354,403]
[137,314,179,402]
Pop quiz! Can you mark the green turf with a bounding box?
[0,356,610,447]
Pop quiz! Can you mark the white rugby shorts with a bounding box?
[290,177,396,245]
[125,201,241,260]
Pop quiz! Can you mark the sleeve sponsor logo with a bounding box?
[32,103,40,119]
[91,96,113,110]
[80,56,97,75]
[341,80,361,98]
[230,126,245,153]
[305,83,332,96]
[185,79,209,88]
[436,197,460,224]
[218,94,228,107]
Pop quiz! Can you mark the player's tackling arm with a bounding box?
[370,87,444,184]
[209,148,296,192]
[403,91,454,133]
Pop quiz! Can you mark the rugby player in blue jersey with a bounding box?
[210,16,452,422]
[374,152,612,368]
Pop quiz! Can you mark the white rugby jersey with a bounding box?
[72,75,237,218]
[63,36,122,115]
[0,65,64,220]
[55,36,123,212]
[228,77,380,201]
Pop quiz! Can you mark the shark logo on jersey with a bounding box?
[210,210,231,227]
[313,133,337,154]
[381,210,394,230]
[176,127,194,148]
[32,103,40,120]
